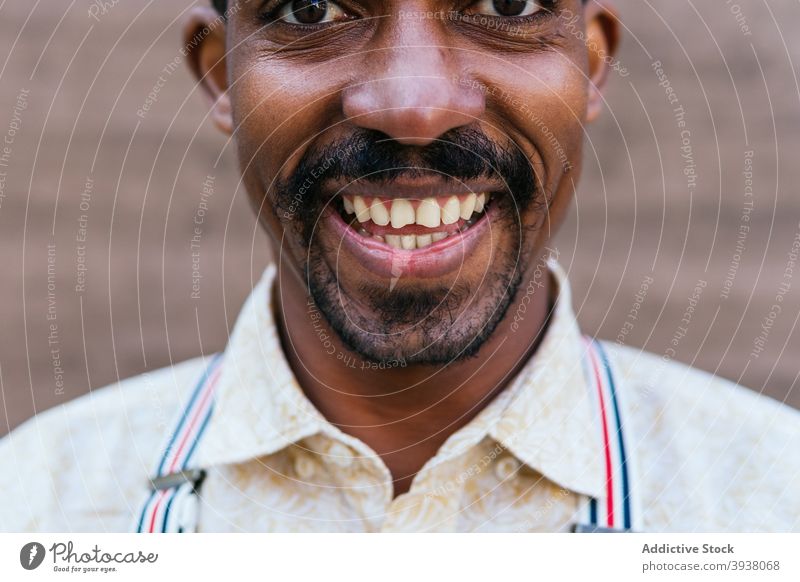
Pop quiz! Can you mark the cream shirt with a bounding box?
[1,261,798,532]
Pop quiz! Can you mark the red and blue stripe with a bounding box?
[582,337,634,531]
[134,354,223,533]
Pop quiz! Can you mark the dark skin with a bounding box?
[186,0,619,496]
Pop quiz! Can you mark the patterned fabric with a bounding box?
[1,260,799,532]
[135,335,638,534]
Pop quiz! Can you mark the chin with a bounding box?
[303,217,526,365]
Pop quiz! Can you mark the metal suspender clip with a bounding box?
[149,468,207,493]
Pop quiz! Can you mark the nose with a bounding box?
[342,36,485,146]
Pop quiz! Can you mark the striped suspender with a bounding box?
[133,354,223,533]
[574,337,639,533]
[132,340,635,532]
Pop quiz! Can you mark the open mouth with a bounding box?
[320,182,502,279]
[336,192,493,250]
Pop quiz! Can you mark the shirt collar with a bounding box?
[197,264,328,467]
[197,259,605,499]
[487,258,605,498]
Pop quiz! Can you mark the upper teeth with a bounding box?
[390,199,415,228]
[343,193,488,228]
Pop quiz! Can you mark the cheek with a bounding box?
[239,169,285,248]
[230,59,342,186]
[484,54,588,179]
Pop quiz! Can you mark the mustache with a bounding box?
[296,126,525,185]
[273,127,540,241]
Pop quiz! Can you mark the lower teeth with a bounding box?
[353,203,488,250]
[375,231,454,250]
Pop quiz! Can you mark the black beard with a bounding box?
[271,127,543,365]
[305,225,526,365]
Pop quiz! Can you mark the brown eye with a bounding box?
[293,0,328,24]
[275,0,349,25]
[467,0,546,18]
[492,0,530,16]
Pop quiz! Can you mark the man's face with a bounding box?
[205,0,609,364]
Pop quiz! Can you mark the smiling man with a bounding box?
[1,0,799,533]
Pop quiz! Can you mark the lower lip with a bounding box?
[323,204,496,279]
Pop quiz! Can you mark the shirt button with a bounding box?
[327,442,354,468]
[495,456,521,481]
[294,456,315,480]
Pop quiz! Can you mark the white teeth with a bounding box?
[460,193,477,220]
[369,198,390,226]
[441,196,460,225]
[390,199,415,228]
[381,233,448,250]
[353,196,371,223]
[474,193,486,213]
[344,193,488,224]
[416,198,441,228]
[415,234,433,248]
[385,234,401,248]
[373,235,385,243]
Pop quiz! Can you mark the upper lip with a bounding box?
[323,176,507,200]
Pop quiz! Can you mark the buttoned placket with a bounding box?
[379,452,474,533]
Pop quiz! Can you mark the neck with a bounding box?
[274,260,553,496]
